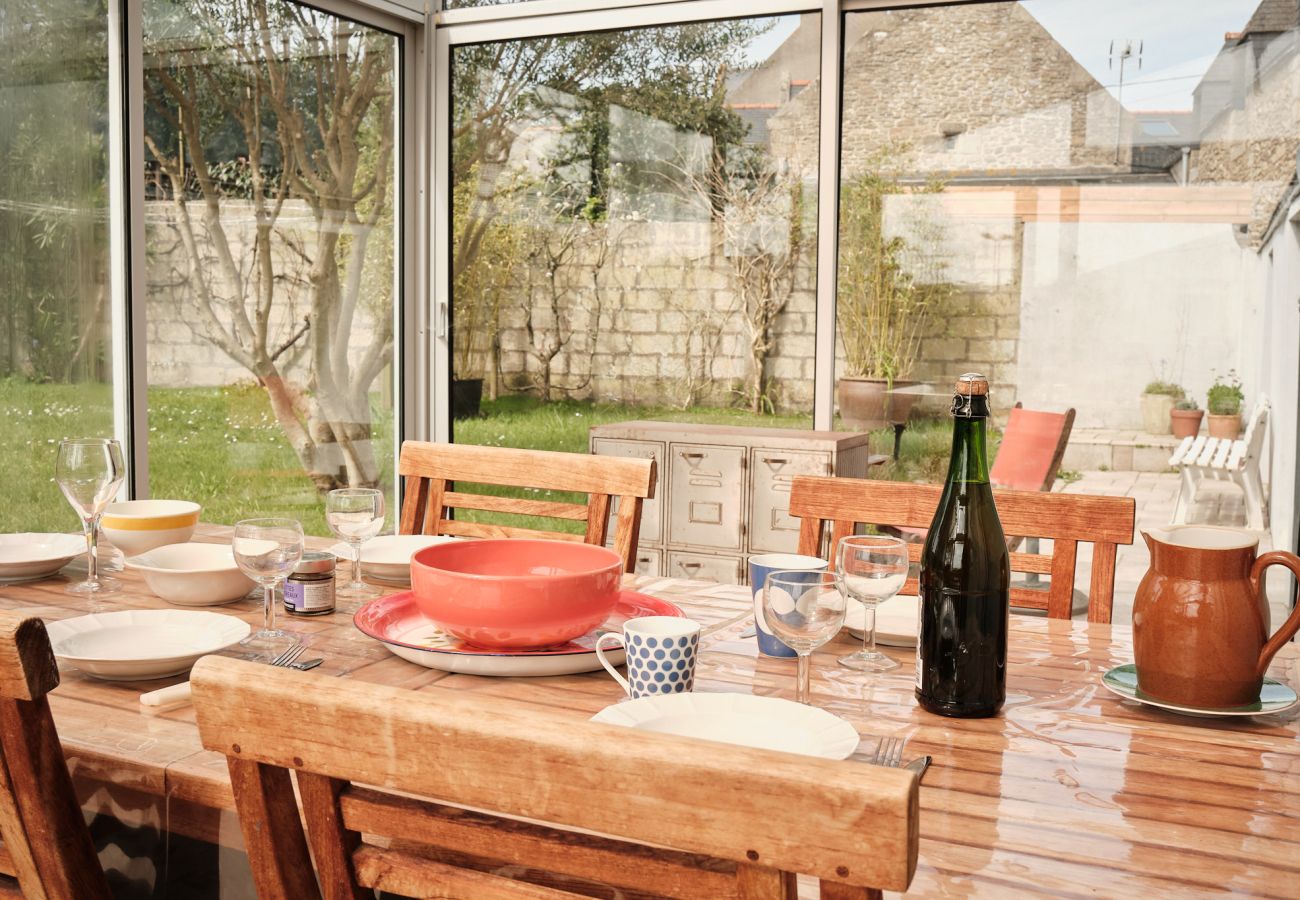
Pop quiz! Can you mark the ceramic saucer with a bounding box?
[1101,664,1299,718]
[353,590,684,676]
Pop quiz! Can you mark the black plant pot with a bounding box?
[452,378,484,420]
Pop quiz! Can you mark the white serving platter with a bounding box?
[591,692,861,760]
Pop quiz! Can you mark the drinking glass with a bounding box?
[55,438,125,595]
[233,518,304,659]
[837,535,909,672]
[761,571,847,705]
[325,488,385,599]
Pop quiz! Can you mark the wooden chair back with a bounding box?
[0,611,109,900]
[193,656,918,900]
[397,440,656,572]
[791,476,1135,623]
[989,403,1076,492]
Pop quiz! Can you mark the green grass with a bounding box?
[1,382,962,538]
[0,379,393,536]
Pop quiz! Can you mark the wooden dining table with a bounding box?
[1,527,1297,897]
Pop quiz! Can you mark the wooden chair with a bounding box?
[397,440,656,572]
[0,611,109,899]
[791,476,1135,623]
[192,656,918,900]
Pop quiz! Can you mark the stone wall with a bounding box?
[769,3,1133,179]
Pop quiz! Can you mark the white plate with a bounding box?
[844,595,919,648]
[591,692,861,760]
[330,534,459,583]
[46,610,251,681]
[0,533,85,580]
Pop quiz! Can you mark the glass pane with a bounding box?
[0,0,114,532]
[835,1,1297,618]
[450,15,819,577]
[142,1,400,534]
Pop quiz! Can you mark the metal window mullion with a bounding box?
[108,0,149,498]
[811,0,843,432]
[440,0,818,45]
[431,26,452,444]
[405,15,431,450]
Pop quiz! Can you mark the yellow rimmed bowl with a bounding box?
[101,500,202,557]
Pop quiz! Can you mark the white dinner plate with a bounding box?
[330,534,459,584]
[46,610,251,682]
[844,595,919,648]
[590,692,861,760]
[0,533,86,580]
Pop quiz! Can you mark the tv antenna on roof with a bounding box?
[1109,39,1143,164]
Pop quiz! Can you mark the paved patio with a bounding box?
[1056,470,1292,625]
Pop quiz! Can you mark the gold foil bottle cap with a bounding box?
[954,373,990,396]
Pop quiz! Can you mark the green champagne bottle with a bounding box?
[915,373,1010,718]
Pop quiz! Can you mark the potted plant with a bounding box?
[1140,381,1182,434]
[1206,371,1244,439]
[836,155,952,430]
[1170,397,1203,439]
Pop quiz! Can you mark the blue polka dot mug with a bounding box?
[595,616,701,699]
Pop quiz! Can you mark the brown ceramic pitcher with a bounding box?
[1133,526,1300,709]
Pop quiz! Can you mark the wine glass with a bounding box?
[325,488,385,600]
[837,535,909,672]
[55,438,125,595]
[233,518,303,659]
[761,570,847,705]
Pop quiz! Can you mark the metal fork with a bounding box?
[871,736,906,768]
[269,643,306,668]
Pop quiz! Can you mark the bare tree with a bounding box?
[144,0,394,491]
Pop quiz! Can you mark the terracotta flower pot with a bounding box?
[1140,393,1176,434]
[1206,413,1241,440]
[1169,409,1203,439]
[837,377,918,430]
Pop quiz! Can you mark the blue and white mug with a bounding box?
[748,553,828,657]
[596,616,701,698]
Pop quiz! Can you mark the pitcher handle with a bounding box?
[1250,551,1300,679]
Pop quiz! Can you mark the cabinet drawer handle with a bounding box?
[680,452,705,461]
[761,457,789,466]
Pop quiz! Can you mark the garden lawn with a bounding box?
[1,383,966,539]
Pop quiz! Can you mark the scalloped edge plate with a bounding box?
[46,610,251,681]
[353,589,684,676]
[1101,664,1299,718]
[844,595,919,648]
[0,533,86,580]
[591,692,861,759]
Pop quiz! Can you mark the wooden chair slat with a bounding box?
[0,612,109,900]
[1087,542,1119,625]
[436,520,586,542]
[441,491,589,521]
[791,477,1134,623]
[193,657,918,893]
[353,845,582,898]
[296,772,367,900]
[737,863,796,899]
[397,440,655,572]
[820,883,882,900]
[226,758,321,900]
[340,788,738,900]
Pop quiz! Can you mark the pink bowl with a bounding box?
[410,539,623,650]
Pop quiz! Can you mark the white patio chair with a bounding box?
[1169,398,1270,530]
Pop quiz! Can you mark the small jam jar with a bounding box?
[283,551,336,616]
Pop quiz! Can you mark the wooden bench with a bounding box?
[1170,398,1269,530]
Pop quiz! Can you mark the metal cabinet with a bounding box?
[591,422,874,584]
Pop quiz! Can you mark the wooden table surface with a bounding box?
[2,529,1298,898]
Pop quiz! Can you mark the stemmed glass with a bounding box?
[232,518,303,659]
[325,488,385,599]
[55,438,125,595]
[837,535,909,672]
[761,571,847,705]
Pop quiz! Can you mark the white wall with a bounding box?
[1017,221,1257,429]
[1257,199,1300,564]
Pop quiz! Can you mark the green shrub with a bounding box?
[1174,397,1199,411]
[1206,371,1243,416]
[1143,380,1184,398]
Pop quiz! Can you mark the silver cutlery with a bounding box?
[270,642,306,668]
[905,755,931,780]
[289,657,324,671]
[870,735,905,767]
[141,641,312,712]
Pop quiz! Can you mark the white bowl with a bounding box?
[0,533,86,581]
[101,500,201,557]
[46,609,250,681]
[331,534,459,584]
[124,542,256,607]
